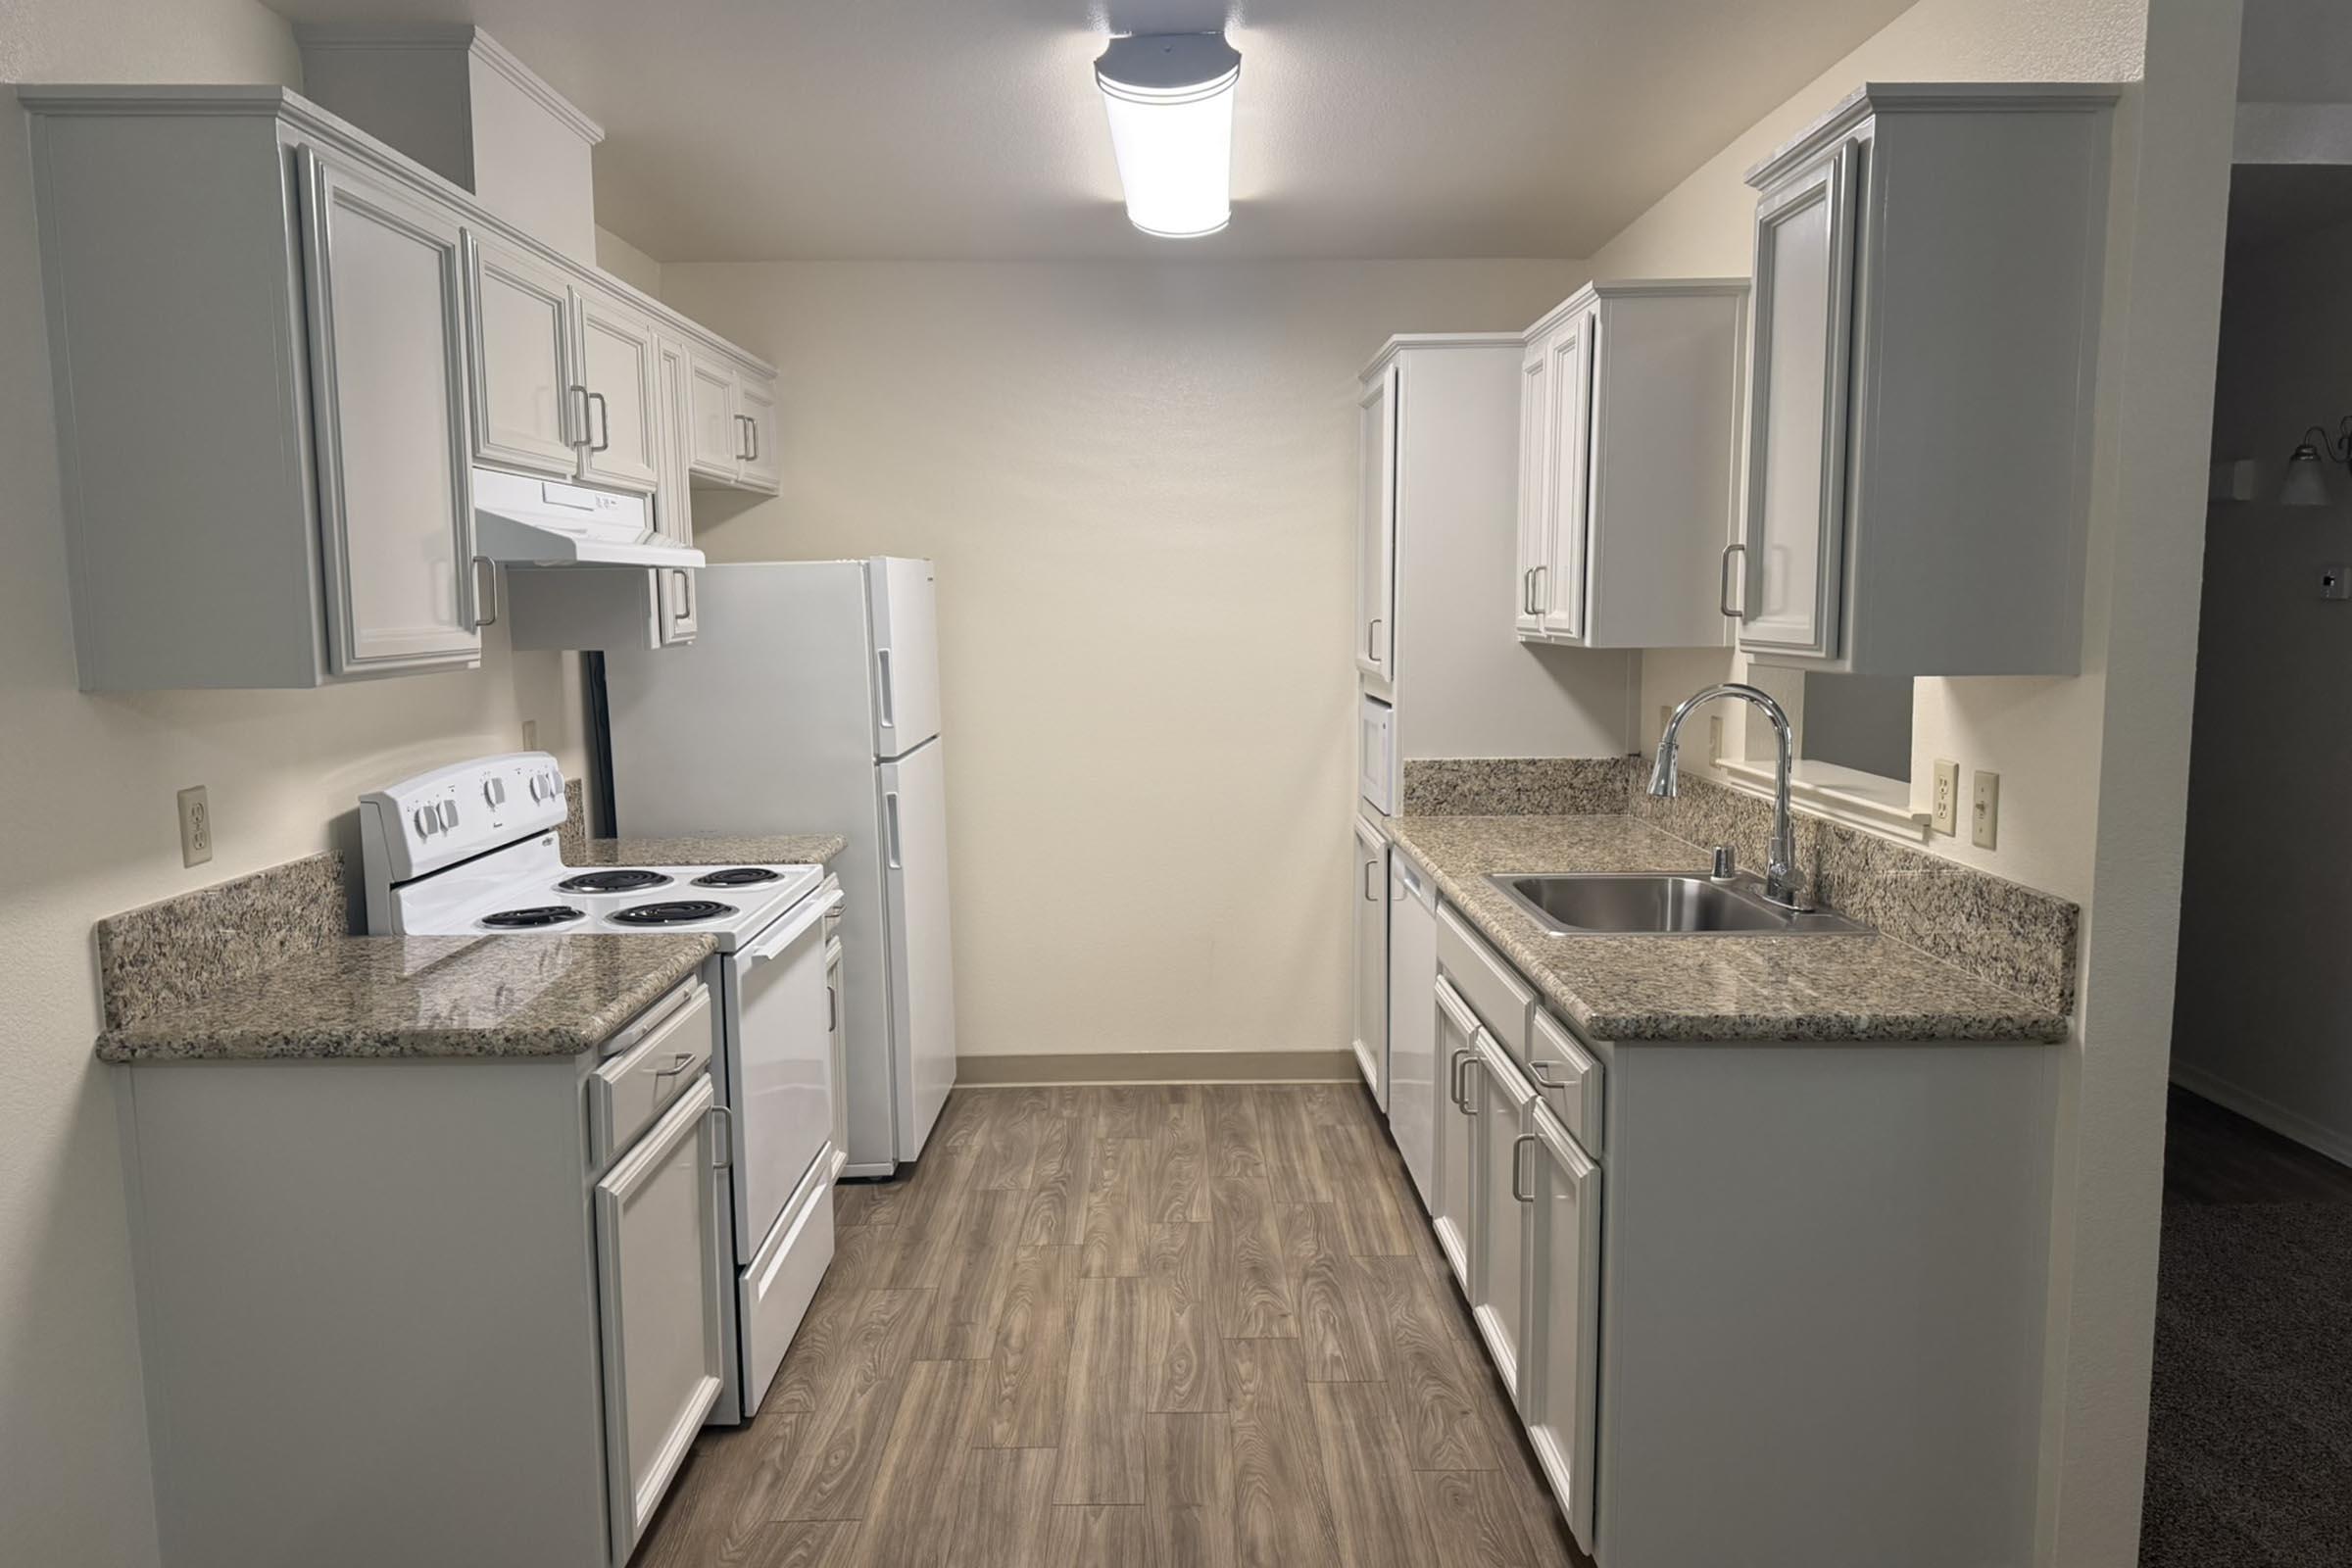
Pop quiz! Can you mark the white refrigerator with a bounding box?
[601,559,956,1175]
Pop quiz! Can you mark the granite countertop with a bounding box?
[571,833,848,868]
[1386,815,2073,1044]
[96,934,716,1063]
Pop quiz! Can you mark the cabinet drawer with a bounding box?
[591,982,714,1168]
[1529,1009,1603,1153]
[1438,905,1534,1058]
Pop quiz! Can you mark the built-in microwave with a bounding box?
[1358,693,1396,816]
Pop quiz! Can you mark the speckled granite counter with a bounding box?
[1386,814,2073,1044]
[570,833,848,868]
[96,934,714,1062]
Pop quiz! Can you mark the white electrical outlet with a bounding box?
[177,785,213,867]
[1932,760,1959,836]
[1972,770,2001,850]
[1708,715,1723,761]
[521,718,539,750]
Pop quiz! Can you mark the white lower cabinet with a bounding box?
[1470,1032,1537,1399]
[1523,1102,1602,1556]
[1351,815,1390,1108]
[595,1074,726,1563]
[1432,978,1483,1289]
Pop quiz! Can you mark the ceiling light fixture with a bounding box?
[1094,31,1241,239]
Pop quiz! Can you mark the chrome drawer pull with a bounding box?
[1510,1132,1539,1203]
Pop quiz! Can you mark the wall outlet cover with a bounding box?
[176,785,213,868]
[521,718,539,749]
[1932,760,1960,836]
[1972,769,2000,851]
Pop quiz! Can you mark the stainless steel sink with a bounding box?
[1487,872,1866,935]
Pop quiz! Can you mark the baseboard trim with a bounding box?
[956,1050,1359,1087]
[2171,1061,2352,1169]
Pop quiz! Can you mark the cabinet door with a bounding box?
[464,234,576,477]
[1739,139,1858,660]
[298,146,481,675]
[1386,859,1440,1208]
[1351,817,1389,1109]
[1471,1034,1537,1400]
[573,287,662,492]
[653,335,695,548]
[736,369,782,493]
[1432,979,1482,1290]
[1515,338,1553,640]
[1539,309,1595,643]
[596,1074,725,1563]
[1524,1106,1602,1558]
[686,350,743,480]
[1356,361,1398,691]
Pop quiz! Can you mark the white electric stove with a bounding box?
[359,752,840,1425]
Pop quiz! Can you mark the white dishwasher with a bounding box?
[1386,847,1441,1207]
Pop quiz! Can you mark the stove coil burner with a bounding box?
[557,868,673,895]
[692,867,784,888]
[611,900,736,926]
[480,906,588,929]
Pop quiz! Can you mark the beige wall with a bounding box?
[658,260,1587,1061]
[0,5,592,1561]
[1577,2,2239,1564]
[595,223,663,297]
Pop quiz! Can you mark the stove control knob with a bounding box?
[413,807,436,837]
[438,800,459,830]
[483,778,504,808]
[527,775,546,803]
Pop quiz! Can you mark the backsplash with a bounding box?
[95,852,349,1032]
[1626,771,2080,1014]
[1401,757,1638,816]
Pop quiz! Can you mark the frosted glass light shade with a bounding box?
[2280,443,2333,507]
[1095,33,1241,239]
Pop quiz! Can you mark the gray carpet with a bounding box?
[2139,1203,2352,1566]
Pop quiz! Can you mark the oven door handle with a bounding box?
[737,894,829,967]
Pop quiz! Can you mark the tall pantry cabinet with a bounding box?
[1351,335,1634,1106]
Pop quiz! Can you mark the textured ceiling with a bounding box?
[266,0,1916,261]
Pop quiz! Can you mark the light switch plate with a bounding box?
[521,718,539,749]
[1971,770,2000,851]
[176,785,213,867]
[1932,760,1960,836]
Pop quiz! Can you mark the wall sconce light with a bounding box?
[2280,417,2352,507]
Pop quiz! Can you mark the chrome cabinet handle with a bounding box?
[1362,858,1380,902]
[470,556,499,628]
[1719,541,1747,619]
[827,985,838,1033]
[1522,568,1536,615]
[1365,617,1383,662]
[709,1103,734,1169]
[1448,1047,1474,1111]
[1532,564,1546,613]
[587,391,611,453]
[1510,1132,1539,1203]
[1528,1058,1567,1089]
[568,384,591,448]
[747,416,759,461]
[653,1051,697,1081]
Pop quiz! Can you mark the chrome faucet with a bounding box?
[1649,683,1808,911]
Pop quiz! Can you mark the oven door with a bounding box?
[719,896,832,1259]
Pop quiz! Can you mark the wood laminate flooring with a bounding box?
[632,1084,1590,1568]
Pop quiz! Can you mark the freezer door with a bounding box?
[878,738,956,1159]
[869,557,942,756]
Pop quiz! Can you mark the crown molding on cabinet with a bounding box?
[1520,275,1751,340]
[1745,79,2126,191]
[1356,331,1524,383]
[290,24,608,148]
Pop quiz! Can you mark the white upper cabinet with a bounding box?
[737,372,781,492]
[465,234,577,479]
[1356,360,1399,694]
[685,348,783,495]
[1515,280,1747,651]
[574,286,662,493]
[653,335,696,549]
[23,86,780,690]
[302,147,484,676]
[1731,84,2119,676]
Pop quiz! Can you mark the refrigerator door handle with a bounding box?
[884,790,903,869]
[876,649,895,730]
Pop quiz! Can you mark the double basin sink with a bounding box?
[1488,872,1866,936]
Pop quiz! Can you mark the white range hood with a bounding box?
[472,468,704,568]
